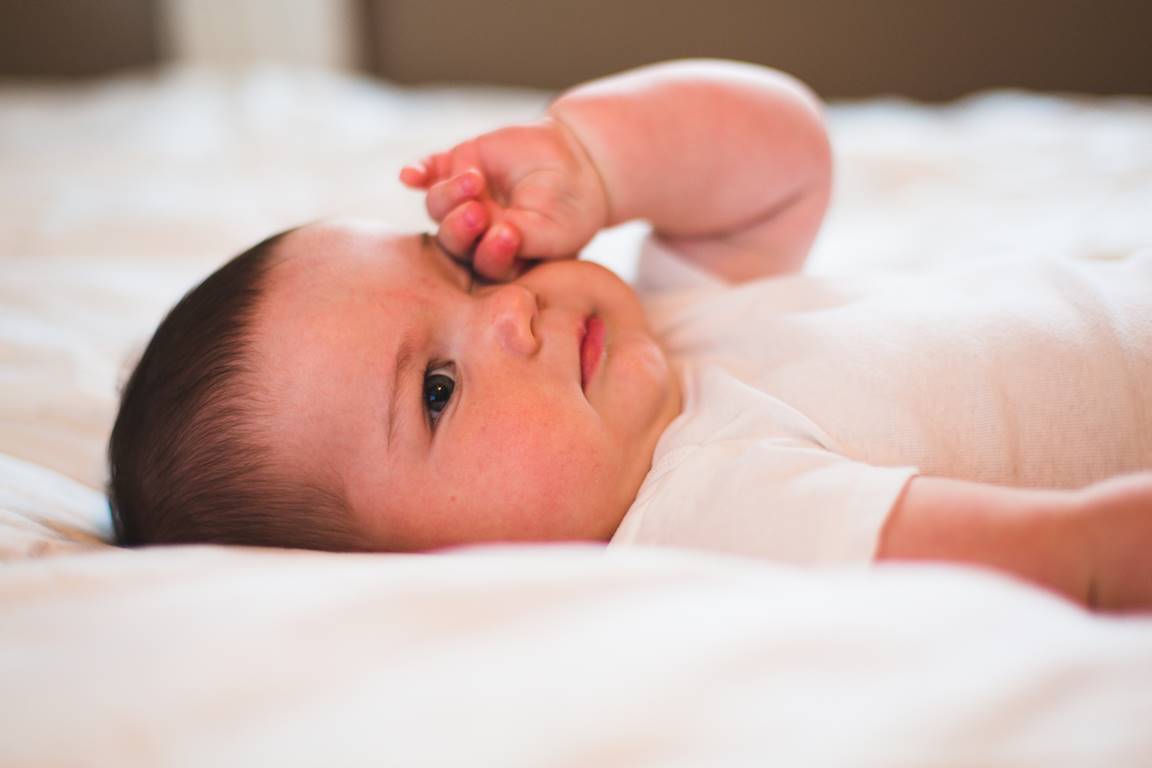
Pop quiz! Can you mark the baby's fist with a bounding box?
[401,118,608,280]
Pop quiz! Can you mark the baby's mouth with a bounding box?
[580,315,606,392]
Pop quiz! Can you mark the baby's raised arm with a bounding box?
[551,59,831,281]
[403,59,831,282]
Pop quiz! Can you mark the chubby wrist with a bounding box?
[1069,472,1152,611]
[541,108,612,231]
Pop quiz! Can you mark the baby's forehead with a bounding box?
[277,220,419,266]
[265,223,424,296]
[247,224,425,466]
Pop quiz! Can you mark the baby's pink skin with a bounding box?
[250,220,682,551]
[397,61,832,285]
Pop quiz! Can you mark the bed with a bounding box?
[2,67,1151,765]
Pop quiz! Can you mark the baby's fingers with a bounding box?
[399,152,454,189]
[473,221,523,281]
[426,169,485,222]
[399,163,429,188]
[436,200,489,259]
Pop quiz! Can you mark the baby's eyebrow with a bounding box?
[386,338,416,450]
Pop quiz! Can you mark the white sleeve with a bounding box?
[633,233,731,297]
[612,437,918,566]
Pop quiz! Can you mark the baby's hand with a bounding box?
[1076,472,1152,613]
[400,118,609,281]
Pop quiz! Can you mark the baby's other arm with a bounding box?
[877,473,1152,613]
[550,59,832,282]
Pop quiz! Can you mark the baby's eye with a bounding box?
[423,365,456,428]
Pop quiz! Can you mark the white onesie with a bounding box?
[610,238,1152,564]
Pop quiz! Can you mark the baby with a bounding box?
[108,60,1152,612]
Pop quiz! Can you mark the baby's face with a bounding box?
[252,221,681,551]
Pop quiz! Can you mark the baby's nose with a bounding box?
[486,284,539,357]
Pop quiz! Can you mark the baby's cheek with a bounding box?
[508,418,604,496]
[606,333,675,427]
[475,409,614,537]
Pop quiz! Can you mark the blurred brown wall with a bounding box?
[2,0,1149,99]
[0,0,162,77]
[360,0,1152,99]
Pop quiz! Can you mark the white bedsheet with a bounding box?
[1,67,1151,765]
[5,543,1152,766]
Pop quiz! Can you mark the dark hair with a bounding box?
[107,230,368,552]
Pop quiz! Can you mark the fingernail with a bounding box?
[464,207,482,229]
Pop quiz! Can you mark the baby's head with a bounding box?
[108,220,680,552]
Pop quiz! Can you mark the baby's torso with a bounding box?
[643,251,1152,489]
